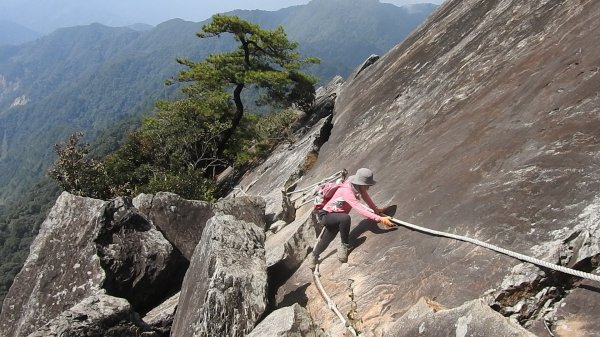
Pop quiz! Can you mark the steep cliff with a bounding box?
[277,0,600,336]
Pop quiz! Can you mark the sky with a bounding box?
[0,0,444,33]
[113,0,445,24]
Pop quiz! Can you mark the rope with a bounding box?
[287,170,345,197]
[387,217,600,283]
[304,172,599,337]
[311,227,361,336]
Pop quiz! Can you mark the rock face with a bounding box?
[266,212,318,276]
[246,303,326,337]
[388,297,535,337]
[133,192,266,259]
[276,0,600,335]
[171,214,268,337]
[133,192,213,260]
[28,294,156,337]
[0,193,185,337]
[230,76,343,198]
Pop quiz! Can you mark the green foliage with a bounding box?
[101,99,230,201]
[45,16,315,202]
[227,109,300,167]
[172,14,319,154]
[47,132,113,200]
[139,169,215,201]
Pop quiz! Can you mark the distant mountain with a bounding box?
[231,0,437,80]
[0,0,436,207]
[126,23,155,31]
[0,21,42,46]
[0,0,131,33]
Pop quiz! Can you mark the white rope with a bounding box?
[303,172,599,337]
[387,217,600,283]
[311,226,361,336]
[286,170,345,197]
[310,214,598,337]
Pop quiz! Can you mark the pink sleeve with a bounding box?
[361,191,378,212]
[344,189,381,222]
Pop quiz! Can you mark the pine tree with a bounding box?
[172,14,320,156]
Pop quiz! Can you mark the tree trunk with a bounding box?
[216,83,245,158]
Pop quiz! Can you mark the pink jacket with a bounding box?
[323,180,381,222]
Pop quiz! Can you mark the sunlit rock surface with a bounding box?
[170,214,267,337]
[277,0,600,335]
[0,193,184,337]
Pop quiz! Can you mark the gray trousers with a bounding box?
[313,212,351,258]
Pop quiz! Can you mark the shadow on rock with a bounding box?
[278,283,311,308]
[349,218,398,249]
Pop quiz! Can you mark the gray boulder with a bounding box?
[266,211,318,274]
[246,303,326,337]
[352,54,380,79]
[143,292,180,337]
[263,189,296,227]
[133,193,266,259]
[133,192,213,260]
[388,297,535,337]
[213,196,267,230]
[97,198,187,313]
[171,214,267,337]
[28,293,156,337]
[0,193,184,337]
[301,75,344,126]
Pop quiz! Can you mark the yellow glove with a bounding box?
[379,216,394,228]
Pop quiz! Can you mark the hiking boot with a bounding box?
[307,254,318,270]
[338,243,350,263]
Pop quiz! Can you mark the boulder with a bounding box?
[0,193,184,337]
[0,192,106,337]
[387,297,535,337]
[133,192,213,260]
[213,196,267,230]
[171,214,267,337]
[28,293,157,337]
[352,54,380,79]
[268,220,287,235]
[133,193,266,258]
[300,75,344,127]
[263,189,296,227]
[143,292,180,337]
[97,198,187,313]
[246,303,326,337]
[266,212,318,275]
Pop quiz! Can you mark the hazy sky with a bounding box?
[120,0,445,24]
[0,0,444,32]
